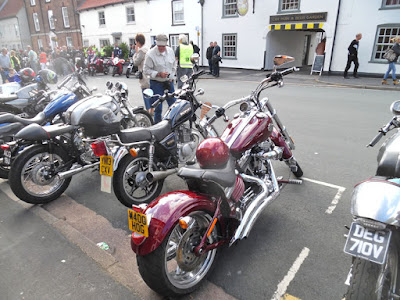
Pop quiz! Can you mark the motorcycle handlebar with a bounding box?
[367,118,396,147]
[206,96,250,125]
[151,90,175,108]
[368,131,384,147]
[57,73,73,89]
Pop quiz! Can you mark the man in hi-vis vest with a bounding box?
[175,34,193,89]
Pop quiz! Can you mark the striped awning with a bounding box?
[269,23,324,31]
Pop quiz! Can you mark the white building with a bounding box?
[201,0,400,75]
[78,0,202,53]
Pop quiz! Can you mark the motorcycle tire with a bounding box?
[346,233,400,300]
[292,161,303,178]
[137,211,219,297]
[9,145,72,204]
[126,69,130,78]
[104,68,109,75]
[112,67,117,77]
[112,155,164,207]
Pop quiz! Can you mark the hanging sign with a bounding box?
[237,0,249,16]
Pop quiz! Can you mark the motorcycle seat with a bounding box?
[0,122,24,138]
[118,120,172,144]
[0,94,18,103]
[178,157,237,188]
[16,123,74,141]
[0,112,46,126]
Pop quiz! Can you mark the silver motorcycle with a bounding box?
[344,100,400,300]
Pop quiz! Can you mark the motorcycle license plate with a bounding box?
[3,150,11,166]
[344,222,391,265]
[128,209,148,237]
[99,155,113,176]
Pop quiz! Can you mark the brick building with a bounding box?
[23,0,83,52]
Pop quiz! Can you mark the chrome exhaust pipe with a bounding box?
[146,168,178,183]
[57,162,100,180]
[230,161,280,246]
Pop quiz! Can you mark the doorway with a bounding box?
[302,34,311,65]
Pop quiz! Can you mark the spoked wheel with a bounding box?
[9,145,72,204]
[113,155,163,207]
[346,235,400,300]
[137,211,219,297]
[120,110,153,129]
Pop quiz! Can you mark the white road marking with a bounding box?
[271,247,310,300]
[302,177,346,214]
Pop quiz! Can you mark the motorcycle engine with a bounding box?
[73,130,97,164]
[177,125,199,163]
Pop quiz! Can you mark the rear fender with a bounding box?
[112,146,128,171]
[132,191,217,256]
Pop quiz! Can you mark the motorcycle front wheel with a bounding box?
[126,68,130,78]
[103,67,109,75]
[112,66,117,77]
[9,145,72,204]
[346,233,400,300]
[112,155,164,207]
[137,211,219,297]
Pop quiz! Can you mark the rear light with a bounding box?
[131,232,146,246]
[1,144,10,150]
[91,141,108,157]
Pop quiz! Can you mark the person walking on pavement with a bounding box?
[382,36,400,86]
[175,34,194,89]
[132,34,152,115]
[206,42,214,75]
[344,33,362,79]
[27,45,39,73]
[212,41,221,77]
[190,41,200,54]
[39,48,48,70]
[0,48,12,84]
[144,34,177,124]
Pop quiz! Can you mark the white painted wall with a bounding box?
[0,9,30,51]
[331,0,400,75]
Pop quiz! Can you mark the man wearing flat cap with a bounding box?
[144,34,177,124]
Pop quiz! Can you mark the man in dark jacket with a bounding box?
[212,41,221,77]
[344,33,362,79]
[206,42,214,74]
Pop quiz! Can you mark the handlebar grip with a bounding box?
[368,131,384,147]
[151,98,163,108]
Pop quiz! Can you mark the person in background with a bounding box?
[143,34,177,124]
[344,33,362,79]
[315,38,326,55]
[175,34,193,89]
[112,43,122,58]
[6,68,21,83]
[382,36,400,86]
[27,45,39,73]
[212,41,221,77]
[132,34,151,115]
[129,44,135,58]
[206,41,214,74]
[39,48,48,70]
[100,45,106,58]
[190,41,200,54]
[10,50,21,72]
[0,48,12,83]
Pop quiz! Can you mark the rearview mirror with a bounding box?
[273,55,295,67]
[143,89,154,98]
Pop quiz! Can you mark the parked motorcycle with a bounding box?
[0,69,93,179]
[344,100,400,300]
[6,81,151,204]
[121,55,303,297]
[111,57,125,77]
[88,55,109,76]
[125,58,138,78]
[93,60,218,206]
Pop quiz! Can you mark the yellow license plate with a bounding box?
[128,209,149,237]
[100,155,113,176]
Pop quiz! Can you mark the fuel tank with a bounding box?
[43,90,78,118]
[163,99,192,129]
[376,130,400,177]
[220,112,272,157]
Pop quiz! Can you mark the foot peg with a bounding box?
[278,179,302,185]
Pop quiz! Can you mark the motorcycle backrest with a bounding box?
[273,55,295,67]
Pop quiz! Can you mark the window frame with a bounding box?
[380,0,400,9]
[30,0,35,6]
[222,0,238,18]
[62,7,70,28]
[126,6,135,24]
[48,10,55,30]
[169,33,189,52]
[37,38,43,50]
[172,0,184,25]
[98,11,106,27]
[371,24,400,63]
[66,37,73,48]
[45,0,51,2]
[222,33,237,59]
[278,0,301,13]
[33,13,40,31]
[100,39,110,47]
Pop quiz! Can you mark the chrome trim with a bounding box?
[57,161,100,180]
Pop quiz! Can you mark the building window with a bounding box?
[30,0,35,5]
[129,38,135,46]
[37,39,43,50]
[373,25,400,61]
[33,13,40,31]
[126,6,135,23]
[222,34,237,58]
[223,0,237,17]
[48,10,55,30]
[45,0,50,2]
[100,39,110,47]
[172,1,184,25]
[382,0,400,8]
[66,37,73,48]
[83,40,89,47]
[169,34,179,52]
[99,11,105,26]
[279,0,300,12]
[62,7,70,28]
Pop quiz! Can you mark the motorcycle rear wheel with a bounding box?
[112,67,117,77]
[9,145,72,204]
[112,155,164,207]
[346,234,400,300]
[137,211,218,297]
[126,69,130,78]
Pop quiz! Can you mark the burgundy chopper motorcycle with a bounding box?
[127,55,303,297]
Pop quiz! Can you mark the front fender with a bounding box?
[132,191,217,256]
